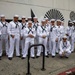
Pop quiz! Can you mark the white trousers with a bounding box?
[59,50,71,57]
[0,34,9,56]
[37,37,48,56]
[71,35,75,52]
[49,39,56,56]
[21,38,25,55]
[22,39,35,57]
[56,37,61,53]
[8,35,20,57]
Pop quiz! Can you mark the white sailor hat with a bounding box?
[63,35,67,39]
[28,17,31,19]
[33,17,38,19]
[56,19,61,22]
[14,15,19,18]
[73,20,75,23]
[0,15,5,17]
[22,16,26,19]
[45,17,48,20]
[50,19,55,22]
[41,19,45,22]
[69,21,73,24]
[28,21,32,24]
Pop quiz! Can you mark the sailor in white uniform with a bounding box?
[33,17,39,44]
[8,15,21,60]
[36,20,49,58]
[44,18,50,53]
[20,16,27,55]
[49,19,58,57]
[66,21,74,52]
[22,21,36,59]
[59,35,71,58]
[71,20,75,52]
[0,15,9,60]
[56,19,65,53]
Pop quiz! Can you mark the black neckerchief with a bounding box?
[33,23,38,31]
[21,23,26,29]
[63,41,67,48]
[1,21,7,27]
[28,27,33,34]
[50,26,55,32]
[14,21,19,28]
[41,26,46,32]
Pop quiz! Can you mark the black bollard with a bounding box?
[26,44,46,75]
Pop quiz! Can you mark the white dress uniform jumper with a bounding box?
[59,40,71,57]
[21,22,27,55]
[22,27,36,58]
[0,21,9,56]
[37,25,49,56]
[8,21,21,58]
[49,25,58,57]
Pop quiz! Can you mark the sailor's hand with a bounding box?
[56,38,58,42]
[66,34,69,36]
[11,35,15,38]
[28,34,34,38]
[20,36,23,40]
[42,35,46,38]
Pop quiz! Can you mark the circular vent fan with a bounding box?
[44,9,64,21]
[70,11,75,21]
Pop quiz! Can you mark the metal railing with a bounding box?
[26,44,46,75]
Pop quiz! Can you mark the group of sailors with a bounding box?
[0,14,75,60]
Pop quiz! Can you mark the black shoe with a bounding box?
[45,55,49,58]
[0,56,2,60]
[56,52,58,54]
[52,56,55,58]
[36,56,40,58]
[8,57,12,60]
[60,56,63,58]
[21,57,26,59]
[31,57,35,59]
[16,56,21,58]
[65,56,69,59]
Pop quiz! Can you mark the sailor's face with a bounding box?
[1,17,5,21]
[28,18,31,21]
[63,38,67,42]
[22,18,26,23]
[57,21,61,26]
[45,20,48,24]
[33,18,37,22]
[42,21,45,26]
[14,17,18,22]
[28,23,32,27]
[51,21,55,25]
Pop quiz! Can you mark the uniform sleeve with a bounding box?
[66,41,71,52]
[7,23,12,35]
[19,23,22,35]
[23,28,29,37]
[32,28,36,37]
[37,26,42,37]
[46,29,49,37]
[56,28,59,38]
[59,41,64,53]
[65,27,68,34]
